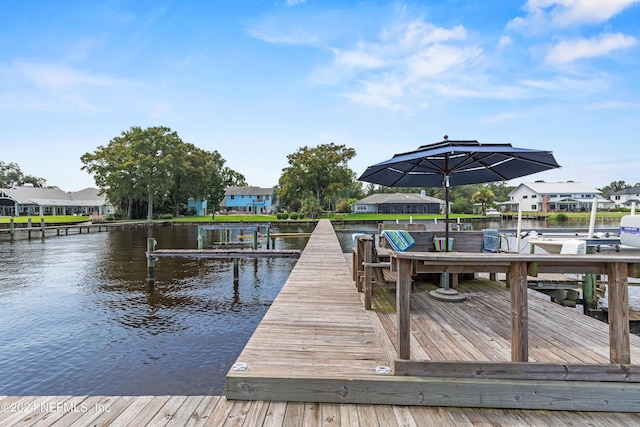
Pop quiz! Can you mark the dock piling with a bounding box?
[146,238,157,289]
[583,246,598,314]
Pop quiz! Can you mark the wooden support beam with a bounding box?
[363,239,373,310]
[397,257,413,360]
[509,261,529,362]
[608,262,631,364]
[394,360,640,382]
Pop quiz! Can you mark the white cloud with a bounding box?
[332,49,385,70]
[311,19,487,109]
[545,33,638,64]
[286,0,307,6]
[510,0,640,31]
[0,61,131,112]
[497,36,513,49]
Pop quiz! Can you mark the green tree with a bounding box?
[599,180,631,195]
[81,128,148,219]
[278,143,356,211]
[0,161,46,188]
[82,126,245,220]
[203,156,247,214]
[471,187,496,215]
[485,181,513,202]
[301,196,321,219]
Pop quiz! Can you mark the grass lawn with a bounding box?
[0,215,91,224]
[0,211,629,225]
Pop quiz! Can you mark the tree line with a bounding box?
[3,126,639,219]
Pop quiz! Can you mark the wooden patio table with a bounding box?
[390,251,640,365]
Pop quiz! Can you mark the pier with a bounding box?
[0,218,152,240]
[4,219,640,425]
[226,219,640,413]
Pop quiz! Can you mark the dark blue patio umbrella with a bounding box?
[358,137,561,300]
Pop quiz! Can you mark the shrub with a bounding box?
[277,212,289,220]
[160,214,174,220]
[549,212,569,222]
[289,212,299,220]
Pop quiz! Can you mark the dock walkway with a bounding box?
[226,219,640,416]
[4,219,640,425]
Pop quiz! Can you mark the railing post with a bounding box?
[583,246,598,314]
[608,262,630,364]
[397,256,412,360]
[364,237,373,310]
[510,261,529,362]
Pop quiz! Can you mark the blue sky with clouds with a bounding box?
[1,0,639,191]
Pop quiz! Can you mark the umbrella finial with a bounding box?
[443,134,448,140]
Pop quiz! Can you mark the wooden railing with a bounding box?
[389,251,640,368]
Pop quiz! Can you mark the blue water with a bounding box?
[0,225,307,395]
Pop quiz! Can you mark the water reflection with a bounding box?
[0,224,305,396]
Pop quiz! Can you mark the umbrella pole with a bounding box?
[430,173,465,302]
[444,177,450,289]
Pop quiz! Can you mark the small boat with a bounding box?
[528,238,586,254]
[485,208,501,217]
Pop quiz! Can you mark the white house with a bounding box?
[608,186,640,209]
[0,186,115,217]
[505,182,611,212]
[352,192,445,214]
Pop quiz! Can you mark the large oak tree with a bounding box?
[81,126,244,220]
[278,143,356,212]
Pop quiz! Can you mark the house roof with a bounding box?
[225,186,274,196]
[0,186,109,207]
[610,186,640,196]
[512,182,600,195]
[355,193,444,205]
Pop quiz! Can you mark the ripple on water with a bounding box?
[0,227,304,395]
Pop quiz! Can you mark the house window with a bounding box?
[615,195,621,200]
[531,195,537,199]
[531,205,537,210]
[522,195,528,199]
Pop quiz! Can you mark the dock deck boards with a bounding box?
[6,219,640,425]
[3,394,640,426]
[226,219,640,415]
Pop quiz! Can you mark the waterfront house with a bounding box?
[608,186,640,209]
[0,185,115,218]
[187,198,208,216]
[352,191,445,214]
[221,186,278,214]
[505,182,612,212]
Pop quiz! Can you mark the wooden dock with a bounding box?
[5,219,640,425]
[226,219,640,415]
[0,220,152,240]
[5,394,640,426]
[148,248,301,259]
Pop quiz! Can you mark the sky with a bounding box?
[1,0,639,192]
